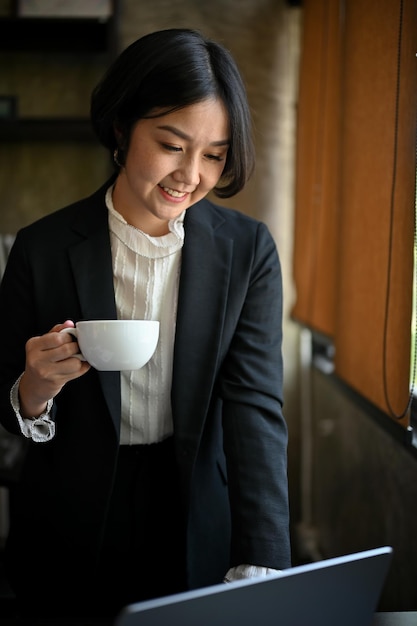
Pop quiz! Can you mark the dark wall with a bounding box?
[307,367,417,610]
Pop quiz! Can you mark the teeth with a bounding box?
[160,185,186,198]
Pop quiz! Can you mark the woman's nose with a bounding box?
[173,156,200,187]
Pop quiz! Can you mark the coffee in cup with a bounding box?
[60,320,159,371]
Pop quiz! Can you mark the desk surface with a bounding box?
[373,613,417,625]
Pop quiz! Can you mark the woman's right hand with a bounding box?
[18,320,91,419]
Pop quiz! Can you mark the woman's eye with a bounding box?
[206,154,224,162]
[162,144,182,152]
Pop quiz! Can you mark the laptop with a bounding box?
[115,545,393,626]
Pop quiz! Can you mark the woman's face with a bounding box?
[112,98,230,236]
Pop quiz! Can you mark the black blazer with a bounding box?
[0,179,291,597]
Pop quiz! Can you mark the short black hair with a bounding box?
[90,28,254,198]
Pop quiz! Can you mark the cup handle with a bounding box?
[59,327,86,361]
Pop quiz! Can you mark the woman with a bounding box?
[0,28,291,624]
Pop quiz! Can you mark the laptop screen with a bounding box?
[115,546,393,626]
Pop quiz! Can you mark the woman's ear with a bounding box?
[113,123,128,168]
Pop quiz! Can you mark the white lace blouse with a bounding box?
[106,186,184,444]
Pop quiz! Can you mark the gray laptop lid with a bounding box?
[115,546,393,626]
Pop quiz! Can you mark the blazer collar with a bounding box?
[67,177,118,320]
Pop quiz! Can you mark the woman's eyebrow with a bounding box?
[157,124,230,147]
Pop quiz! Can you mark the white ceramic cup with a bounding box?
[60,320,159,371]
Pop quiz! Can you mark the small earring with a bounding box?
[113,148,122,167]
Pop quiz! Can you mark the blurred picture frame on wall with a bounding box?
[14,0,112,18]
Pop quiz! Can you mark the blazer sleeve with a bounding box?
[220,221,291,570]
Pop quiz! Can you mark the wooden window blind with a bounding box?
[292,0,417,425]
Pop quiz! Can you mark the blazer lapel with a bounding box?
[172,201,233,457]
[68,189,121,437]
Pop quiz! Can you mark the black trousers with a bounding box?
[16,437,187,626]
[94,437,187,616]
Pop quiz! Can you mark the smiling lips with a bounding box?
[159,184,189,199]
